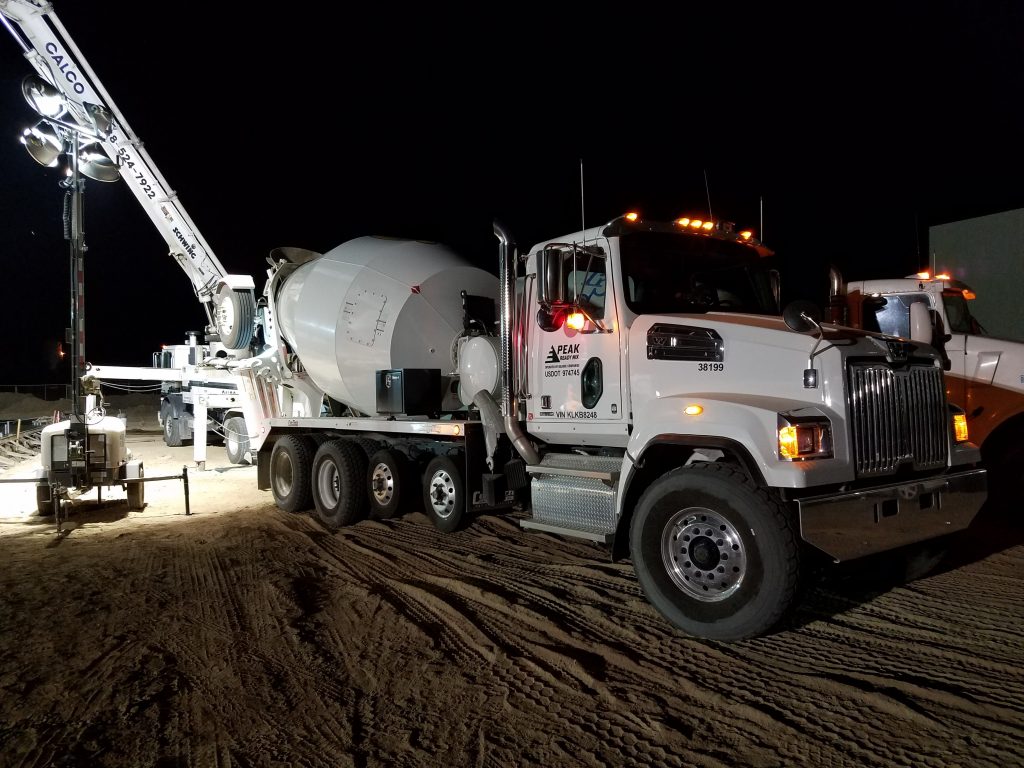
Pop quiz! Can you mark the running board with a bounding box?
[519,519,613,543]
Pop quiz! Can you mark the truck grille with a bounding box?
[848,364,947,476]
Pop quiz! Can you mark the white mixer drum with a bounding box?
[276,236,498,415]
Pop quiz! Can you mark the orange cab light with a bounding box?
[566,312,586,331]
[676,217,691,227]
[625,212,639,222]
[702,221,714,231]
[690,219,703,229]
[934,273,951,280]
[739,230,753,240]
[962,289,977,300]
[916,271,931,279]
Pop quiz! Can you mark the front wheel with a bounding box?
[629,463,801,642]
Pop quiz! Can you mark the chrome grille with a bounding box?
[848,364,947,476]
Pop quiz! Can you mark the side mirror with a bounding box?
[535,248,564,307]
[783,300,823,334]
[909,301,931,343]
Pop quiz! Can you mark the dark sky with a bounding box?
[2,2,1023,384]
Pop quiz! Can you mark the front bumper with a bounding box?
[796,468,987,561]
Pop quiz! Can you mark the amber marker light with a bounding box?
[953,413,969,442]
[625,212,639,222]
[684,404,703,416]
[702,221,714,231]
[962,290,977,300]
[566,312,586,331]
[739,230,753,240]
[935,273,951,280]
[676,217,691,227]
[916,271,931,279]
[778,425,799,459]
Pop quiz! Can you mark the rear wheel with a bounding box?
[312,440,368,529]
[367,448,409,520]
[270,436,314,513]
[422,455,466,533]
[224,416,250,465]
[629,462,801,642]
[164,415,184,447]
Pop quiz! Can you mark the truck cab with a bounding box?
[840,272,1024,505]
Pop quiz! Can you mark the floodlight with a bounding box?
[20,120,63,167]
[22,74,67,119]
[78,139,119,182]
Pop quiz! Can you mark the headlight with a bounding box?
[778,417,833,461]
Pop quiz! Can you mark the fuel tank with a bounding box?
[276,236,497,415]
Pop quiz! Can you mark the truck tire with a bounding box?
[164,416,184,447]
[127,471,145,511]
[36,484,53,517]
[224,416,251,465]
[367,448,408,520]
[629,462,801,642]
[349,437,381,459]
[422,455,465,533]
[270,436,314,513]
[312,439,368,529]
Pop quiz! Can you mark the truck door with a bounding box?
[526,245,624,437]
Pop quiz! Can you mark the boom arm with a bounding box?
[0,0,256,350]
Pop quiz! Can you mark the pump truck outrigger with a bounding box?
[234,214,987,642]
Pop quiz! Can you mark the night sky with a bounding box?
[2,2,1023,385]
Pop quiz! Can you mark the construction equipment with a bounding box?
[235,216,986,641]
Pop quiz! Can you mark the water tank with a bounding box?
[276,236,497,415]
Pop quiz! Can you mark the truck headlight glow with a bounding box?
[778,419,832,461]
[952,413,969,442]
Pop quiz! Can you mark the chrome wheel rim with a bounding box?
[661,507,746,602]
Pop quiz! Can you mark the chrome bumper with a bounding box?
[796,468,987,561]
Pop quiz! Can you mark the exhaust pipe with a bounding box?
[493,221,539,465]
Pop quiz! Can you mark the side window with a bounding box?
[568,267,606,318]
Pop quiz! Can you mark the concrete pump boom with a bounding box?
[0,0,256,351]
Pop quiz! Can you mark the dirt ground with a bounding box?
[1,394,1022,767]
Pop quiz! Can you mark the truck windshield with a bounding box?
[619,231,778,315]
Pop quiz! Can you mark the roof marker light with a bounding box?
[676,217,691,227]
[625,212,639,222]
[934,273,951,280]
[702,221,714,231]
[917,271,931,279]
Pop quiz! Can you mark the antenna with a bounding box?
[760,196,764,243]
[579,158,586,234]
[704,169,713,221]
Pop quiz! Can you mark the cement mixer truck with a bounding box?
[234,215,987,641]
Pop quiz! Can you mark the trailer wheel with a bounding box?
[423,455,465,533]
[164,416,184,447]
[629,462,801,642]
[270,436,314,513]
[367,449,408,520]
[312,439,368,529]
[36,484,53,517]
[127,473,145,511]
[224,416,251,465]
